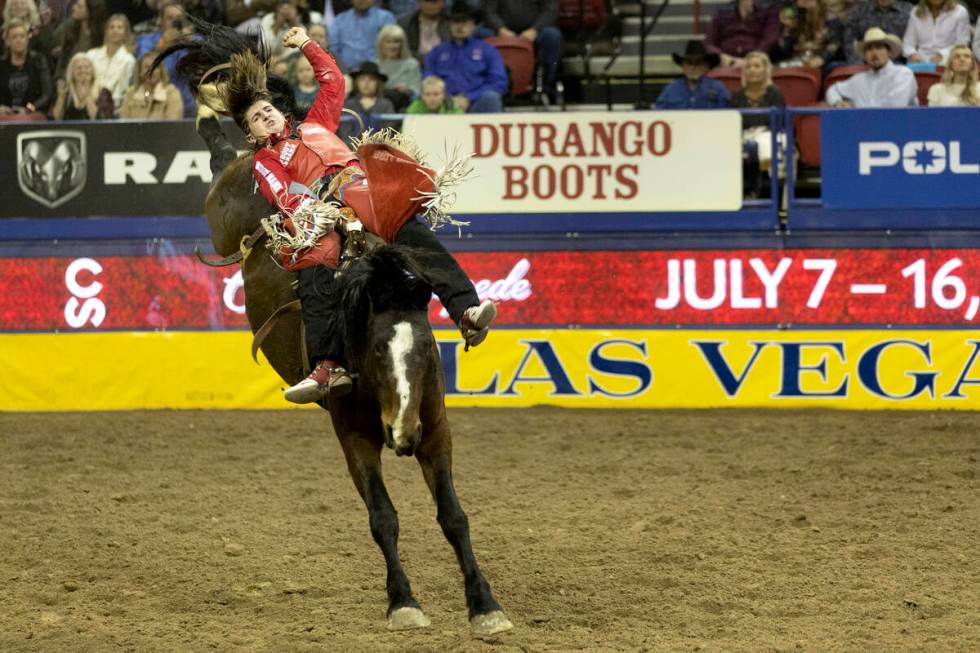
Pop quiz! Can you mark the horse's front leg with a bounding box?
[337,431,430,630]
[415,427,513,637]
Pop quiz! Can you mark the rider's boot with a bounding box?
[459,299,497,348]
[284,359,353,404]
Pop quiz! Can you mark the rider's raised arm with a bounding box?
[299,39,346,132]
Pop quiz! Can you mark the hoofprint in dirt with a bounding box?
[0,409,978,652]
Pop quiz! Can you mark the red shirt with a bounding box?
[251,40,359,214]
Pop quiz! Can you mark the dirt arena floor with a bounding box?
[1,408,978,652]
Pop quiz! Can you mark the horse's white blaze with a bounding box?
[389,322,414,446]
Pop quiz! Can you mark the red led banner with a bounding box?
[3,249,980,332]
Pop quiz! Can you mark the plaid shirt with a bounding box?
[844,0,912,63]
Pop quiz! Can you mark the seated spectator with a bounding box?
[826,27,917,106]
[705,0,779,67]
[424,4,507,112]
[0,18,52,115]
[289,53,318,117]
[405,74,462,112]
[655,40,731,109]
[52,0,107,75]
[398,0,449,62]
[262,0,304,61]
[307,22,329,50]
[903,0,971,63]
[343,60,395,121]
[843,0,911,63]
[134,0,196,117]
[483,0,562,99]
[329,0,395,71]
[771,0,845,71]
[2,0,56,65]
[52,52,112,119]
[376,23,420,111]
[85,13,134,116]
[927,44,979,105]
[730,51,785,198]
[119,51,183,119]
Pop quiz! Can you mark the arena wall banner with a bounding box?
[821,107,980,209]
[0,120,245,218]
[401,111,743,213]
[2,330,979,410]
[6,247,980,331]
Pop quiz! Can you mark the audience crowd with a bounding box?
[0,0,977,123]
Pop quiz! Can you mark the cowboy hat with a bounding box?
[856,27,902,59]
[671,40,720,68]
[349,61,388,82]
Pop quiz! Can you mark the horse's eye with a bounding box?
[374,341,388,357]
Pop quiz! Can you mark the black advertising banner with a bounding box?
[0,120,247,218]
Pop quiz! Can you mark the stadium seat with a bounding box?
[772,67,821,106]
[914,70,942,105]
[485,36,536,97]
[795,113,821,167]
[707,66,743,93]
[822,64,866,98]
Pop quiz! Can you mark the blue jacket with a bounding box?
[655,75,731,109]
[423,36,509,103]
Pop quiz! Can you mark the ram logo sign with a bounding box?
[16,130,87,209]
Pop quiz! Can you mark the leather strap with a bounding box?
[251,299,302,363]
[195,225,266,267]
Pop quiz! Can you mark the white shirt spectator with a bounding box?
[927,80,980,105]
[86,45,136,117]
[902,3,971,61]
[826,60,918,106]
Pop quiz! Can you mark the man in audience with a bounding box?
[843,0,911,63]
[423,4,507,112]
[0,18,52,116]
[262,0,304,59]
[134,0,196,116]
[655,40,731,109]
[705,0,780,67]
[482,0,561,99]
[328,0,395,70]
[826,27,916,106]
[398,0,449,62]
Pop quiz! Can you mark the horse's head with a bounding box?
[337,247,439,456]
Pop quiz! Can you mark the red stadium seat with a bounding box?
[914,70,942,105]
[794,112,821,167]
[822,64,866,98]
[707,66,743,94]
[484,36,535,97]
[772,67,821,106]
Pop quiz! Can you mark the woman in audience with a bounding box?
[85,14,134,116]
[119,51,183,119]
[406,74,463,113]
[52,52,112,119]
[343,60,394,121]
[903,0,971,63]
[0,18,52,116]
[53,0,107,75]
[772,0,845,72]
[730,52,786,198]
[375,24,420,112]
[289,53,318,118]
[2,0,54,61]
[927,45,979,105]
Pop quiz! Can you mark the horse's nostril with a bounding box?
[384,425,394,448]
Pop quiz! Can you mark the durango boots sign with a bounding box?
[0,120,246,218]
[402,111,743,213]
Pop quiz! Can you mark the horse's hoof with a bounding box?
[387,606,431,631]
[470,610,513,637]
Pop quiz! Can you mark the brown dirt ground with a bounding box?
[0,408,978,653]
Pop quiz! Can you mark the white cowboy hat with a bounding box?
[856,27,902,59]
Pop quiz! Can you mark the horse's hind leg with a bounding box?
[197,117,238,182]
[415,431,513,637]
[338,432,430,630]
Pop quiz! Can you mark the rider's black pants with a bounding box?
[297,217,480,368]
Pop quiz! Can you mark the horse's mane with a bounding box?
[325,246,434,370]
